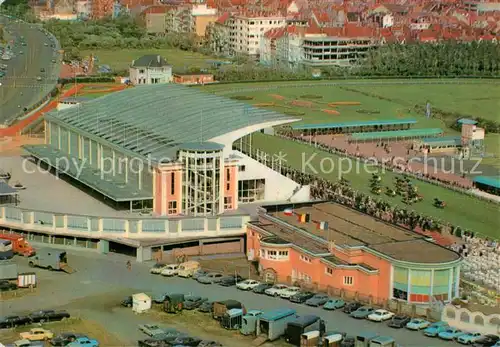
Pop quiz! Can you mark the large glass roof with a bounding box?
[46,84,296,162]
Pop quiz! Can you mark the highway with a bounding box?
[0,16,60,126]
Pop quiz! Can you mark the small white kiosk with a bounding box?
[132,293,151,313]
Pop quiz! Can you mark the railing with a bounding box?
[0,206,248,239]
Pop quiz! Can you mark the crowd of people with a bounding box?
[452,236,500,295]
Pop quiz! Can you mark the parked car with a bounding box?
[367,309,395,322]
[153,293,171,304]
[20,328,54,341]
[279,286,301,299]
[167,336,202,346]
[252,283,272,294]
[66,337,99,346]
[342,301,362,314]
[183,296,208,310]
[219,275,244,287]
[198,340,222,347]
[0,280,17,291]
[198,301,214,313]
[457,332,483,345]
[121,296,132,307]
[28,310,70,323]
[6,339,44,347]
[264,284,289,297]
[0,315,31,328]
[323,298,346,310]
[350,306,374,319]
[236,279,261,291]
[438,327,464,341]
[160,264,179,277]
[150,264,168,275]
[423,321,449,337]
[197,272,224,284]
[340,336,355,347]
[138,324,166,337]
[50,333,86,346]
[473,334,500,347]
[305,293,330,307]
[406,318,431,330]
[387,315,411,328]
[289,291,315,304]
[193,269,208,280]
[138,330,184,346]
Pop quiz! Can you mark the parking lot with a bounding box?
[1,247,470,346]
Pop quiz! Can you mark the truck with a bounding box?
[28,249,75,273]
[0,260,18,280]
[213,300,246,320]
[0,233,36,257]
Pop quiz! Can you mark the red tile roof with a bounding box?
[216,12,230,24]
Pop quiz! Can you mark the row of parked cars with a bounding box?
[0,310,100,347]
[150,263,499,347]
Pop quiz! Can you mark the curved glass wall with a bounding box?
[392,266,456,303]
[180,148,223,216]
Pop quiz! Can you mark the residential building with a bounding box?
[247,202,462,304]
[129,55,173,85]
[140,5,168,34]
[231,12,286,57]
[164,3,217,36]
[191,4,218,37]
[206,12,234,56]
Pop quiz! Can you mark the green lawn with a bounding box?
[247,132,500,239]
[81,49,218,72]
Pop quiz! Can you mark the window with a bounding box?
[238,179,265,203]
[267,250,277,259]
[226,168,230,182]
[343,276,353,286]
[299,272,312,283]
[168,201,177,214]
[239,165,246,172]
[300,254,311,263]
[139,69,145,73]
[278,250,288,257]
[224,196,232,209]
[325,267,333,275]
[170,172,175,195]
[227,183,230,191]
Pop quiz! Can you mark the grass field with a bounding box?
[247,132,500,239]
[81,48,218,72]
[200,80,500,238]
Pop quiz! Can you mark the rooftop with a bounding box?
[256,202,460,264]
[131,55,170,68]
[0,181,18,196]
[45,84,297,162]
[422,136,462,147]
[292,119,417,131]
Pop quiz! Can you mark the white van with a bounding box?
[177,261,200,278]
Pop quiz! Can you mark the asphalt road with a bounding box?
[0,16,59,126]
[1,248,462,347]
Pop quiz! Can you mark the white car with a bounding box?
[138,324,166,337]
[160,264,179,276]
[236,279,261,291]
[279,286,301,299]
[368,309,395,322]
[265,284,289,297]
[150,264,168,274]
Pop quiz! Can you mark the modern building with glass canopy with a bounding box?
[23,84,299,215]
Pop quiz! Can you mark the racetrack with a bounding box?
[0,17,60,126]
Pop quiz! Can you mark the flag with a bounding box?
[320,221,329,230]
[298,214,306,223]
[284,208,293,216]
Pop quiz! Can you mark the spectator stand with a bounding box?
[473,176,500,197]
[349,128,444,144]
[291,119,417,136]
[0,181,19,206]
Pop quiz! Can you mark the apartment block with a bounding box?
[231,12,286,57]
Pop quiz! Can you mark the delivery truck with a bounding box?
[28,249,75,273]
[0,233,36,257]
[0,260,18,280]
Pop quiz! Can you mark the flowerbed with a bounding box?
[321,109,340,115]
[328,101,362,106]
[290,100,314,108]
[269,94,286,100]
[230,95,254,100]
[300,94,323,99]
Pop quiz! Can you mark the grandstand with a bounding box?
[291,119,417,135]
[23,84,304,215]
[349,128,444,143]
[473,176,500,196]
[419,136,463,154]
